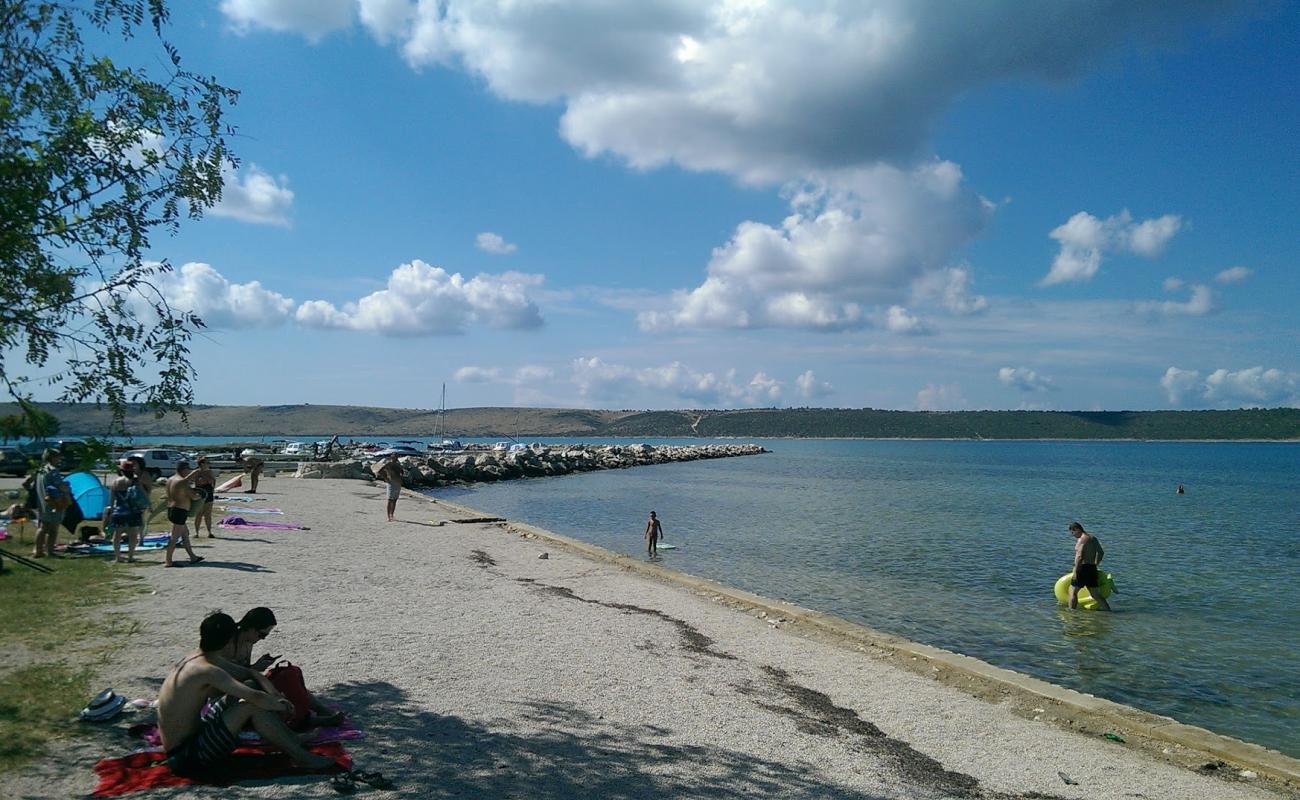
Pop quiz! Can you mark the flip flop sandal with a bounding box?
[353,771,393,789]
[330,772,356,794]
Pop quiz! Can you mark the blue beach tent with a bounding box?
[66,471,110,519]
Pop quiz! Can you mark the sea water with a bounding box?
[427,439,1300,758]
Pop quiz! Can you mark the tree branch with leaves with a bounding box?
[0,0,238,434]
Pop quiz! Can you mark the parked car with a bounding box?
[282,441,311,456]
[0,446,31,476]
[120,448,192,477]
[20,438,92,470]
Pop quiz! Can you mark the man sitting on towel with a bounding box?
[157,612,336,776]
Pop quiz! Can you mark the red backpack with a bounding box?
[265,661,311,729]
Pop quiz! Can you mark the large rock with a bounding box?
[294,460,370,480]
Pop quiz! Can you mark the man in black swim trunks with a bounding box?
[1068,521,1111,611]
[164,462,204,567]
[157,612,336,775]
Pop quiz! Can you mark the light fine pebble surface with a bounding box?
[5,477,1297,799]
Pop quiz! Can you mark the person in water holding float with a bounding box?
[1068,521,1110,611]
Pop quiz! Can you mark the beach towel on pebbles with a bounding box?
[90,742,349,797]
[218,516,309,531]
[135,717,363,748]
[214,506,283,514]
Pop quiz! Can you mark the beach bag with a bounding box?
[125,483,151,513]
[266,661,311,729]
[23,475,39,511]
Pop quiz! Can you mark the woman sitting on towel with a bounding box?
[235,607,345,728]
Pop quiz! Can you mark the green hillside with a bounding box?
[4,403,1297,440]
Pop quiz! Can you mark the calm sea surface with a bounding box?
[423,439,1300,757]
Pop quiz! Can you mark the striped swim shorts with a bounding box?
[165,697,239,775]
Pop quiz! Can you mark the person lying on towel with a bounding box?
[157,612,337,776]
[235,607,345,728]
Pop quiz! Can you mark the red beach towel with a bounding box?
[90,742,350,797]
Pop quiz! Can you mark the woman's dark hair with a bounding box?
[238,606,277,631]
[199,612,238,652]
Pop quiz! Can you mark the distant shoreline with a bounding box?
[6,401,1299,441]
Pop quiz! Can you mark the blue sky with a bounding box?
[32,1,1300,411]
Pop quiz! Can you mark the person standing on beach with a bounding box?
[1068,521,1110,611]
[105,460,145,563]
[377,454,402,522]
[33,448,69,558]
[645,510,664,557]
[164,462,204,567]
[241,451,264,494]
[191,456,217,538]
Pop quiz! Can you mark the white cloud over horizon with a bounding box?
[146,261,296,329]
[998,367,1056,393]
[295,260,544,335]
[916,382,966,411]
[572,356,787,407]
[637,162,992,332]
[796,370,834,400]
[1162,366,1298,407]
[1043,210,1183,286]
[210,163,295,226]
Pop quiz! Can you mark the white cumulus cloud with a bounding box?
[1161,366,1298,407]
[1137,284,1214,317]
[295,260,543,336]
[912,265,988,315]
[882,305,931,336]
[637,162,992,332]
[475,232,518,255]
[1215,266,1252,284]
[572,357,786,407]
[455,364,552,385]
[1043,210,1183,286]
[147,262,295,329]
[1160,367,1201,405]
[1162,276,1184,292]
[998,367,1055,393]
[796,370,833,400]
[916,383,966,411]
[220,0,353,41]
[1203,367,1298,407]
[210,163,294,226]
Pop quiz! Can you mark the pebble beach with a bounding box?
[3,474,1298,799]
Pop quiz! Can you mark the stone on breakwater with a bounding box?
[321,443,767,489]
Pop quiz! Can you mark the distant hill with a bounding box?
[4,403,1298,441]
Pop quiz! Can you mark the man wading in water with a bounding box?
[1068,521,1110,611]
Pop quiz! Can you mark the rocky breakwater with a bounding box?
[293,443,768,488]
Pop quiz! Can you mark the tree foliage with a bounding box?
[0,0,238,433]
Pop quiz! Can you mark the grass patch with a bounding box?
[0,552,145,774]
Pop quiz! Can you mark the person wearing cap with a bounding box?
[163,462,204,567]
[157,612,335,775]
[33,448,70,558]
[1068,521,1110,611]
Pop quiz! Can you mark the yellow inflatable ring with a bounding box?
[1054,571,1116,609]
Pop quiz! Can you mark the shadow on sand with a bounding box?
[322,680,888,800]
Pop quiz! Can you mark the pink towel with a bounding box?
[135,715,362,748]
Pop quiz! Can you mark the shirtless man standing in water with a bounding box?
[1068,521,1111,611]
[157,612,335,776]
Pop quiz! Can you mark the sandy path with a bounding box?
[3,476,1294,799]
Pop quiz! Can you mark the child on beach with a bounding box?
[645,510,663,557]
